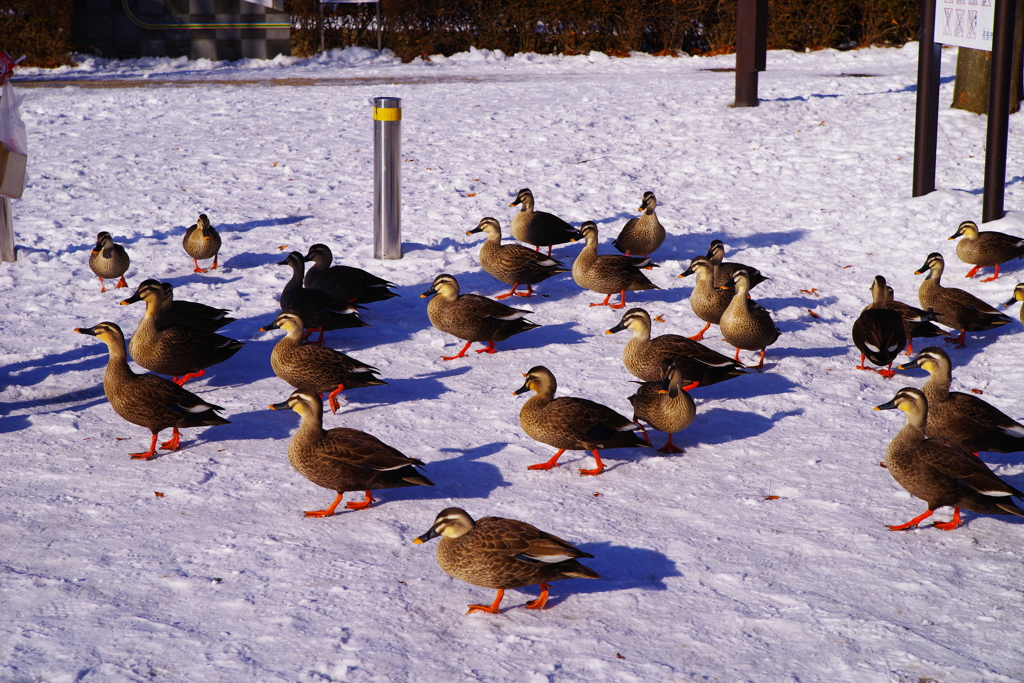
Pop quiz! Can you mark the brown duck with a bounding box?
[514,365,648,475]
[572,221,660,309]
[302,243,399,305]
[705,239,767,289]
[414,507,599,614]
[719,270,780,370]
[875,387,1024,530]
[75,322,229,459]
[508,188,580,256]
[88,231,130,293]
[182,213,221,273]
[279,251,369,344]
[628,360,697,454]
[948,219,1024,281]
[270,389,433,516]
[261,311,386,413]
[915,252,1012,348]
[883,284,948,355]
[467,216,569,299]
[852,275,906,378]
[612,191,665,257]
[605,307,745,387]
[678,255,732,341]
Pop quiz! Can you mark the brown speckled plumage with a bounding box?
[157,281,236,333]
[679,255,732,336]
[414,507,599,614]
[949,220,1024,280]
[899,347,1024,453]
[883,285,948,351]
[467,217,569,298]
[628,360,696,454]
[572,221,659,308]
[508,188,579,253]
[88,231,130,292]
[121,281,243,382]
[851,275,905,374]
[876,387,1024,530]
[606,307,745,386]
[75,322,229,459]
[705,240,767,289]
[915,252,1012,347]
[182,213,222,272]
[303,243,399,304]
[270,390,433,515]
[261,311,386,413]
[612,191,665,257]
[515,365,647,475]
[719,270,780,369]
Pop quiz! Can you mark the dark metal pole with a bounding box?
[912,0,941,197]
[734,0,767,107]
[982,0,1018,223]
[376,0,382,53]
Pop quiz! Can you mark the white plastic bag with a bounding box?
[0,80,27,156]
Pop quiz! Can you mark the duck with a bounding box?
[1002,282,1024,323]
[279,251,369,344]
[467,216,569,299]
[705,240,767,289]
[74,322,229,459]
[678,255,733,340]
[572,221,660,309]
[898,347,1024,454]
[612,191,665,257]
[422,273,540,360]
[628,360,697,454]
[605,307,746,387]
[120,280,244,386]
[514,365,648,475]
[138,280,236,333]
[182,213,221,273]
[508,188,580,256]
[875,387,1024,530]
[414,507,599,614]
[269,389,433,516]
[88,231,130,293]
[719,270,780,370]
[851,275,906,378]
[260,311,386,414]
[915,252,1012,348]
[948,219,1024,281]
[883,284,948,354]
[302,243,399,305]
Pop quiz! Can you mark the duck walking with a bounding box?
[852,275,906,378]
[915,252,1012,348]
[515,365,648,475]
[279,251,369,344]
[303,243,399,304]
[705,239,767,289]
[612,191,665,257]
[678,255,732,340]
[75,322,229,459]
[88,231,130,293]
[414,507,600,614]
[628,360,697,454]
[261,311,386,414]
[508,188,580,256]
[948,219,1024,281]
[269,389,433,516]
[899,347,1024,454]
[572,221,659,309]
[467,216,569,299]
[719,270,780,370]
[883,284,948,355]
[422,273,540,360]
[875,387,1024,530]
[605,307,745,387]
[121,281,244,386]
[182,213,221,273]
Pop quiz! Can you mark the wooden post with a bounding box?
[734,0,767,108]
[0,197,14,262]
[983,0,1019,222]
[912,0,941,197]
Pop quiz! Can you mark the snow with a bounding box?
[4,44,1024,682]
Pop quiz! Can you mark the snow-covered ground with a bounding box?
[3,44,1024,682]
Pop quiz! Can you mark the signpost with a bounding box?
[913,0,1017,223]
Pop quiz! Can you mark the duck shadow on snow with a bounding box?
[337,366,472,410]
[691,367,802,401]
[657,229,808,264]
[383,441,510,503]
[531,541,681,607]
[687,407,803,445]
[0,384,108,434]
[116,215,315,250]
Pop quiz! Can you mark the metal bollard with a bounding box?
[373,96,402,259]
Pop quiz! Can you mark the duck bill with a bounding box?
[420,287,437,298]
[120,291,143,305]
[466,227,483,235]
[947,232,959,240]
[874,398,899,411]
[914,261,931,277]
[606,321,627,334]
[259,321,280,331]
[899,358,921,370]
[269,400,291,411]
[512,382,532,396]
[1004,297,1017,307]
[509,198,522,207]
[75,326,98,336]
[413,527,440,544]
[679,267,695,278]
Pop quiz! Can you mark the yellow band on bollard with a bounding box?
[373,107,402,121]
